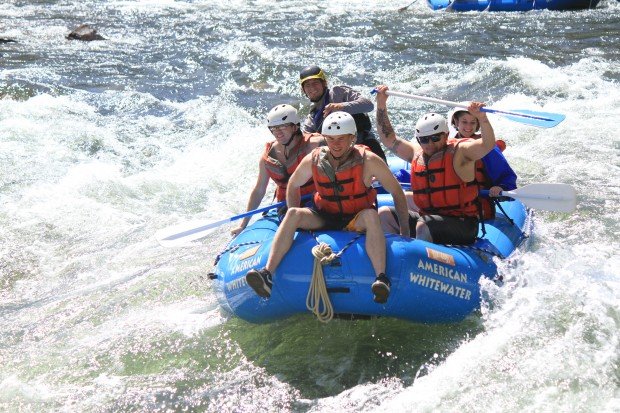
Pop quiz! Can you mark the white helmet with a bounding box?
[322,111,357,136]
[267,104,300,127]
[448,106,479,131]
[414,113,449,137]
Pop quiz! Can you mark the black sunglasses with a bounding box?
[417,133,443,144]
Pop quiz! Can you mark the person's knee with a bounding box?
[378,207,398,231]
[415,221,432,242]
[361,209,381,227]
[282,207,304,225]
[377,206,390,217]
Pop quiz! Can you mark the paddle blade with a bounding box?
[155,217,230,247]
[504,183,576,213]
[500,109,566,128]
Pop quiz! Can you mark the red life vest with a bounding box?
[311,145,377,215]
[262,132,317,201]
[411,141,479,218]
[451,134,506,219]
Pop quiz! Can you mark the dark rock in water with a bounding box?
[66,24,105,41]
[0,38,17,43]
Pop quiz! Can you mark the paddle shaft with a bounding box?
[480,189,573,201]
[400,182,575,212]
[384,90,555,122]
[157,194,313,245]
[398,0,418,11]
[167,200,288,241]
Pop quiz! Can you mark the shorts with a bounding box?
[389,207,478,245]
[311,209,360,231]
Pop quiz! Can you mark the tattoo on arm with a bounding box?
[390,139,401,153]
[377,108,401,153]
[376,109,395,138]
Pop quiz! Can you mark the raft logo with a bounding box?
[226,276,248,292]
[409,272,472,301]
[230,256,262,275]
[426,247,455,266]
[417,259,467,282]
[238,245,260,260]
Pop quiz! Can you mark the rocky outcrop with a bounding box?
[66,24,105,41]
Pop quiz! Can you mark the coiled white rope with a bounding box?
[306,242,337,323]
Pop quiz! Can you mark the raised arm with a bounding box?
[458,101,496,162]
[374,85,416,163]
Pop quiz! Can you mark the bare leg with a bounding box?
[265,207,325,273]
[353,209,386,276]
[415,220,433,242]
[378,206,400,234]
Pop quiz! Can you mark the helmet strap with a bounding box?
[283,129,300,147]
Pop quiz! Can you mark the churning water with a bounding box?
[1,0,619,411]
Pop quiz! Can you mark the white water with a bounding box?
[1,0,619,411]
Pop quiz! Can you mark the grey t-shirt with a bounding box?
[302,85,374,133]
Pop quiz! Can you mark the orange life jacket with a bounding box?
[451,134,506,220]
[262,132,317,201]
[311,145,377,215]
[411,141,479,218]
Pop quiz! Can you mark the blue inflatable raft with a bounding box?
[426,0,600,11]
[211,192,532,324]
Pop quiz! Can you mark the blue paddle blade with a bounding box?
[498,109,566,128]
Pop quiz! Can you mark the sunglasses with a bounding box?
[268,124,293,133]
[417,133,443,144]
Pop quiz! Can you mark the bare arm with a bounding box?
[458,101,496,161]
[306,132,326,149]
[286,153,314,208]
[367,154,410,238]
[231,157,270,235]
[374,85,416,162]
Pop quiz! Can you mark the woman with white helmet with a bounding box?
[373,84,498,245]
[245,111,410,304]
[449,107,518,219]
[231,104,324,236]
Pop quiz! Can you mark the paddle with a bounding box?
[371,89,565,128]
[155,195,311,247]
[480,183,576,212]
[397,182,576,212]
[398,0,418,11]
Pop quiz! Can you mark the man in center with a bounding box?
[246,112,410,304]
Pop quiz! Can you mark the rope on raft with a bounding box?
[306,242,337,323]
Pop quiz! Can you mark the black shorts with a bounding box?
[389,207,478,245]
[311,209,357,231]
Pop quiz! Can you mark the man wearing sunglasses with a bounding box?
[299,65,387,163]
[373,85,497,245]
